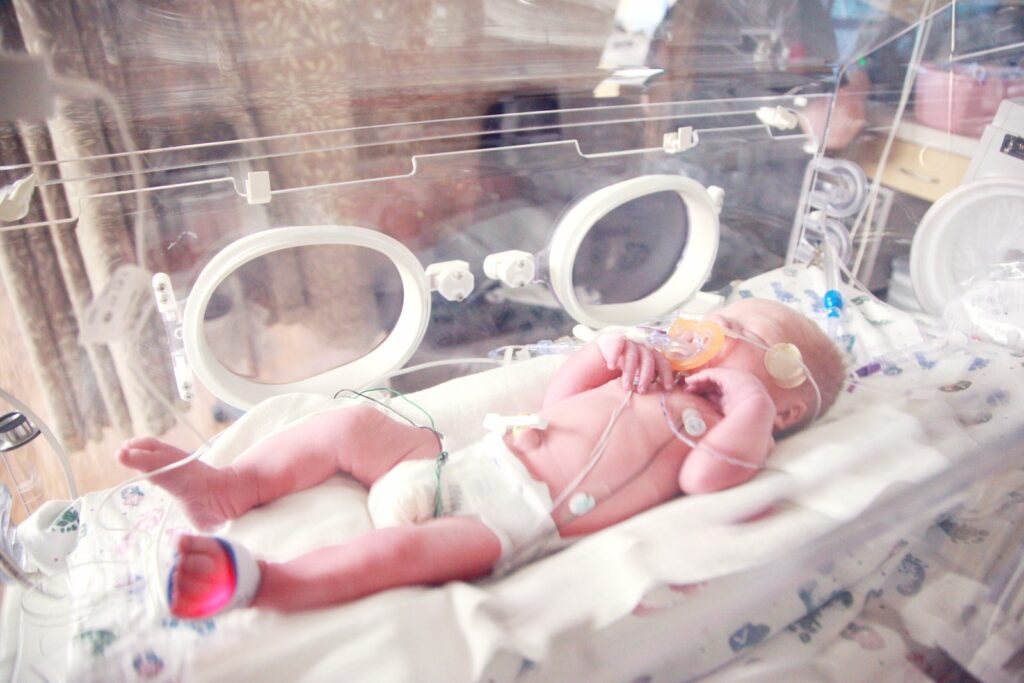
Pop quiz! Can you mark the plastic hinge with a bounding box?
[152,273,195,401]
[707,185,725,213]
[425,260,474,302]
[756,106,800,131]
[663,126,699,154]
[483,250,535,288]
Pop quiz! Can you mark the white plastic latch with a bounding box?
[707,185,725,213]
[663,126,699,154]
[756,106,799,131]
[0,174,37,222]
[152,273,195,401]
[483,250,536,288]
[425,260,474,302]
[244,171,271,205]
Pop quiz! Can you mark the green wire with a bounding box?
[333,387,449,518]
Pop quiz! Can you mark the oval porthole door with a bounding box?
[544,175,721,328]
[911,177,1024,315]
[182,226,431,409]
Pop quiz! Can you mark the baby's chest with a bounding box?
[627,389,724,447]
[588,396,720,481]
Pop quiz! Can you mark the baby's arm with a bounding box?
[677,367,776,494]
[543,335,674,408]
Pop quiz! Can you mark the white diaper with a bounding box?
[366,432,560,575]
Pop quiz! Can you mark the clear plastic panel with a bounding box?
[2,1,1024,682]
[572,189,689,305]
[203,244,404,385]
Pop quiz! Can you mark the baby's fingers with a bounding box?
[654,351,674,390]
[635,346,656,392]
[598,335,626,370]
[620,342,639,389]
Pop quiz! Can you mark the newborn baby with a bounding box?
[119,298,846,618]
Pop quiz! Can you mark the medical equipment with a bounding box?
[628,318,725,372]
[911,99,1024,316]
[0,413,44,516]
[0,487,27,585]
[487,339,583,362]
[166,172,722,410]
[2,1,1024,681]
[166,537,259,620]
[483,412,550,438]
[632,317,820,410]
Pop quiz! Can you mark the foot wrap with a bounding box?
[168,537,260,619]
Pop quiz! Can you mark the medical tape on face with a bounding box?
[650,318,821,421]
[716,328,823,423]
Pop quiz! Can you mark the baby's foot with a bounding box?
[117,437,243,531]
[168,535,240,619]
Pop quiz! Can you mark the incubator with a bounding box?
[0,1,1023,681]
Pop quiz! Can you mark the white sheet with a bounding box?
[7,265,1023,683]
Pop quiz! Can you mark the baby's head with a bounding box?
[704,298,846,434]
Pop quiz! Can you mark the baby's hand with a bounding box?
[597,334,675,393]
[683,367,774,417]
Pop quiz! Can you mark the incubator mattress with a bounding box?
[4,266,1023,683]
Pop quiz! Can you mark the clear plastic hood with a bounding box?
[1,2,1024,682]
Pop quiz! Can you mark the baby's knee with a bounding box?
[312,403,385,438]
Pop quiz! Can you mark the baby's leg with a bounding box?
[119,405,440,530]
[169,518,501,615]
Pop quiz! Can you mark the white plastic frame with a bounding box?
[182,225,431,409]
[547,175,721,328]
[910,177,1024,316]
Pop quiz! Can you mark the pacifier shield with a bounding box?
[664,319,725,371]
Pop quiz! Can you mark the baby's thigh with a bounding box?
[319,405,442,483]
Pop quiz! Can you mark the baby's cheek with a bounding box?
[712,347,758,376]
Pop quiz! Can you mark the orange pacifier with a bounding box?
[661,318,725,372]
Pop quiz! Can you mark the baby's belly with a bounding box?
[511,382,721,535]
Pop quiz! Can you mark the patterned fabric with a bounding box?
[600,267,1024,683]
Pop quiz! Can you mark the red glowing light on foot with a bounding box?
[169,542,236,619]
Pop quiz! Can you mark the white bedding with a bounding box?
[5,265,1023,683]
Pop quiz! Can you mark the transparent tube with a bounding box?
[822,239,846,342]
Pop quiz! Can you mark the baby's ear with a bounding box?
[773,399,807,431]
